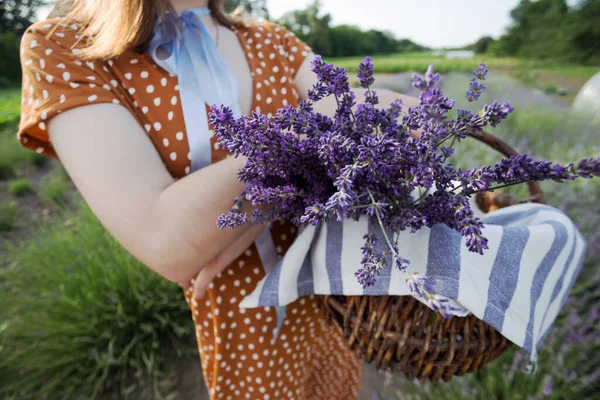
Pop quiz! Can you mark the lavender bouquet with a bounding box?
[209,57,600,317]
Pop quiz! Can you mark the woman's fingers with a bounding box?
[192,222,267,299]
[193,261,223,299]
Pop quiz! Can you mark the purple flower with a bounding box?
[480,101,515,127]
[473,63,488,80]
[357,56,375,88]
[466,78,487,102]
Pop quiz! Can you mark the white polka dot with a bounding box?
[154,97,161,106]
[161,77,167,86]
[163,138,169,147]
[124,73,132,80]
[60,94,66,103]
[176,132,184,140]
[88,94,97,102]
[153,122,162,131]
[170,152,177,161]
[128,87,136,95]
[146,85,154,93]
[141,71,149,78]
[141,106,148,114]
[36,146,44,153]
[112,99,120,104]
[171,96,178,105]
[255,93,261,101]
[168,111,173,120]
[266,97,273,104]
[185,166,190,174]
[62,71,70,81]
[42,90,48,100]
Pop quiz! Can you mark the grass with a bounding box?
[0,120,49,180]
[329,52,598,104]
[0,199,197,399]
[40,176,71,207]
[8,179,33,197]
[0,88,21,127]
[0,203,17,231]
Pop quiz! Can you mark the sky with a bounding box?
[267,0,530,49]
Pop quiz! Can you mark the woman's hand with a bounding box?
[179,222,267,299]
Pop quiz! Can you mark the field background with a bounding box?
[1,0,600,398]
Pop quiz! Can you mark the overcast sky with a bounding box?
[268,0,577,48]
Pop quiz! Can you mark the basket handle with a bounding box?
[471,130,546,207]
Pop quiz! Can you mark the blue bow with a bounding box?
[147,6,241,172]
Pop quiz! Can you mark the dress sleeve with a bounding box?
[264,22,313,79]
[18,20,120,159]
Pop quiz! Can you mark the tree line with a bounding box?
[277,1,428,58]
[468,0,599,64]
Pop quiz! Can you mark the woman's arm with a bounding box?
[47,103,259,284]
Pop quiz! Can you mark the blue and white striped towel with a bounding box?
[240,198,587,363]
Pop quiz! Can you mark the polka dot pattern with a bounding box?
[18,18,361,400]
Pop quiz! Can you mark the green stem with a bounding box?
[366,189,397,257]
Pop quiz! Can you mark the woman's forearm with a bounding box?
[153,155,257,283]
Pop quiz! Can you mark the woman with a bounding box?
[18,0,417,398]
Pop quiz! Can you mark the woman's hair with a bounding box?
[49,0,242,60]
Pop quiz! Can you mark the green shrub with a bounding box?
[0,203,17,231]
[40,176,71,207]
[8,179,33,197]
[0,119,48,178]
[0,76,12,89]
[542,83,558,94]
[0,32,22,84]
[0,200,197,399]
[0,160,16,180]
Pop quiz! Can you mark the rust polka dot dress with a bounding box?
[18,17,363,400]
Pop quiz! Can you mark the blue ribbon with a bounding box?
[147,6,241,172]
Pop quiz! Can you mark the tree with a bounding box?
[472,36,495,54]
[0,0,47,35]
[278,0,332,56]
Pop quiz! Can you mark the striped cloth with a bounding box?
[240,198,587,363]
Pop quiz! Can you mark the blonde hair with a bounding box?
[49,0,242,60]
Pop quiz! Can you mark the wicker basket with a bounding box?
[317,130,546,382]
